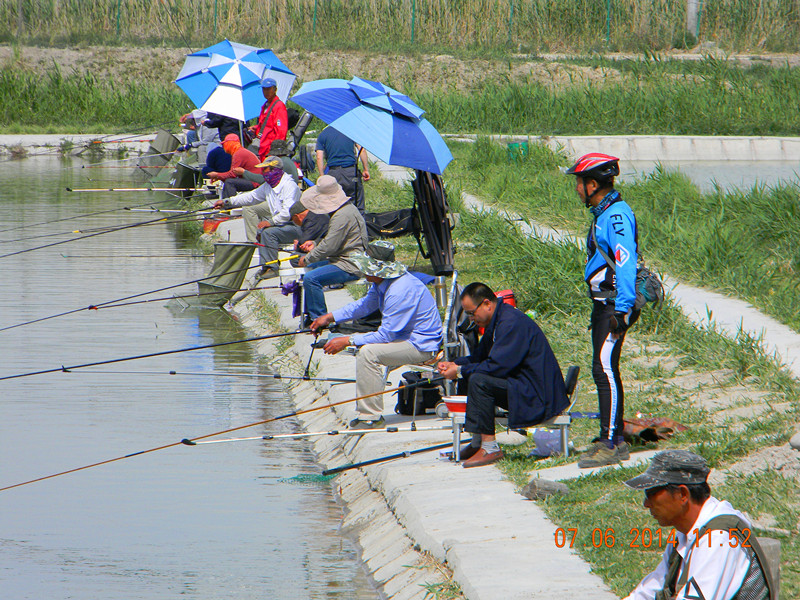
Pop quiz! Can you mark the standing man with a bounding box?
[437,283,568,468]
[315,126,370,213]
[310,253,442,430]
[252,77,288,161]
[566,153,639,468]
[623,450,774,600]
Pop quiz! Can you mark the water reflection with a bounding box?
[0,156,376,599]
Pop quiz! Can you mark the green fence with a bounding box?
[2,0,800,53]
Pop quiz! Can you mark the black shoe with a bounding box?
[258,267,279,280]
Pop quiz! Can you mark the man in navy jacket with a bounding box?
[438,282,568,468]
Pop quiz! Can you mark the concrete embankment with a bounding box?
[227,271,619,600]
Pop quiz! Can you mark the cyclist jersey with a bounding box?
[584,190,639,313]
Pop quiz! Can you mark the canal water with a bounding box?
[0,157,378,599]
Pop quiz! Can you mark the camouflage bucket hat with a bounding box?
[350,251,407,279]
[624,450,710,490]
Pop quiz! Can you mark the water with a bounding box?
[623,160,800,193]
[0,157,377,599]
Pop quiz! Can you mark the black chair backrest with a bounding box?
[564,365,580,401]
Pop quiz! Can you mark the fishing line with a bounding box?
[159,0,194,54]
[0,196,180,234]
[74,369,356,384]
[0,254,294,333]
[0,378,444,493]
[0,329,311,383]
[189,425,454,445]
[59,150,183,170]
[322,440,462,476]
[94,285,282,309]
[0,206,214,258]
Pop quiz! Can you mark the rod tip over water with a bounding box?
[180,438,196,446]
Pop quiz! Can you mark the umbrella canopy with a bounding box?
[347,77,425,119]
[290,78,452,175]
[175,40,296,122]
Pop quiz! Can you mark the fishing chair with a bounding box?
[495,365,580,457]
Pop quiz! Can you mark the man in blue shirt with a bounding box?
[566,153,639,468]
[315,126,370,213]
[310,252,442,429]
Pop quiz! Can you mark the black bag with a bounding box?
[394,371,443,415]
[365,208,419,239]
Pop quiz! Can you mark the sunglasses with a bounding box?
[464,299,487,316]
[644,485,669,499]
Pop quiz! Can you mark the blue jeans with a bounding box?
[303,261,359,318]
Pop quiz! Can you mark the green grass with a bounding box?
[446,137,800,333]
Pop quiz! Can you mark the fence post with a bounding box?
[605,0,611,44]
[411,0,416,43]
[508,0,514,45]
[214,0,218,38]
[313,0,317,36]
[16,0,23,39]
[687,0,699,38]
[116,0,121,37]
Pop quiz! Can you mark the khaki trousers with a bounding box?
[356,341,436,419]
[242,202,273,243]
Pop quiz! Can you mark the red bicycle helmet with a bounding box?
[565,153,620,182]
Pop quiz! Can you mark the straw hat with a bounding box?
[300,175,350,214]
[255,155,282,169]
[350,250,407,279]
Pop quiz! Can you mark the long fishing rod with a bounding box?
[0,254,292,333]
[94,285,282,310]
[66,187,198,193]
[322,440,461,477]
[0,329,311,382]
[0,378,444,493]
[0,196,180,235]
[58,149,184,171]
[187,424,454,445]
[75,369,357,384]
[0,207,220,244]
[0,206,216,258]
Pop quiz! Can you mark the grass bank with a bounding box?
[446,138,800,333]
[4,55,800,137]
[362,166,800,597]
[4,0,800,54]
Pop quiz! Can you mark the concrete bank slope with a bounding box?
[229,280,618,600]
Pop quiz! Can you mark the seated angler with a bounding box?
[310,252,442,430]
[213,155,301,250]
[437,282,568,468]
[206,133,261,198]
[268,200,330,272]
[296,175,368,321]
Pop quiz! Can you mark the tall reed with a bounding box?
[2,0,800,53]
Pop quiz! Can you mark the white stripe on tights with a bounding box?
[600,335,620,440]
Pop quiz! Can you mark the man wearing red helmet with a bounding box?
[566,153,639,468]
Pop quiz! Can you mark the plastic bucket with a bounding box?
[507,141,529,161]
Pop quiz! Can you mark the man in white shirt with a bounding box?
[624,450,773,600]
[214,156,302,263]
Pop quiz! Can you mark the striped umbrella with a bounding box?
[290,78,452,175]
[175,39,296,122]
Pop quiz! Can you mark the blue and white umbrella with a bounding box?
[291,78,452,175]
[175,39,296,122]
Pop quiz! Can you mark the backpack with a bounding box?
[394,371,444,415]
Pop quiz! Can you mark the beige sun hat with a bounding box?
[300,175,350,214]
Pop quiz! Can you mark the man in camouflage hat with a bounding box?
[310,251,442,430]
[623,450,773,600]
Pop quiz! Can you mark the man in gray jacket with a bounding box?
[297,175,368,320]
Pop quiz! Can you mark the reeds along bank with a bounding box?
[3,0,800,53]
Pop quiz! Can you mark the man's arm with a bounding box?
[623,546,672,600]
[606,210,638,313]
[352,283,416,346]
[331,285,380,326]
[458,318,531,379]
[358,146,370,181]
[315,150,326,176]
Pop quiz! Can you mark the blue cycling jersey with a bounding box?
[584,191,639,313]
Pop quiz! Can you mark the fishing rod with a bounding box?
[75,369,357,384]
[81,165,176,169]
[0,207,219,244]
[0,196,180,235]
[94,285,283,310]
[66,187,198,193]
[0,206,216,259]
[322,440,462,476]
[0,329,312,382]
[0,255,293,333]
[58,149,184,171]
[187,424,454,445]
[60,253,212,258]
[0,377,444,493]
